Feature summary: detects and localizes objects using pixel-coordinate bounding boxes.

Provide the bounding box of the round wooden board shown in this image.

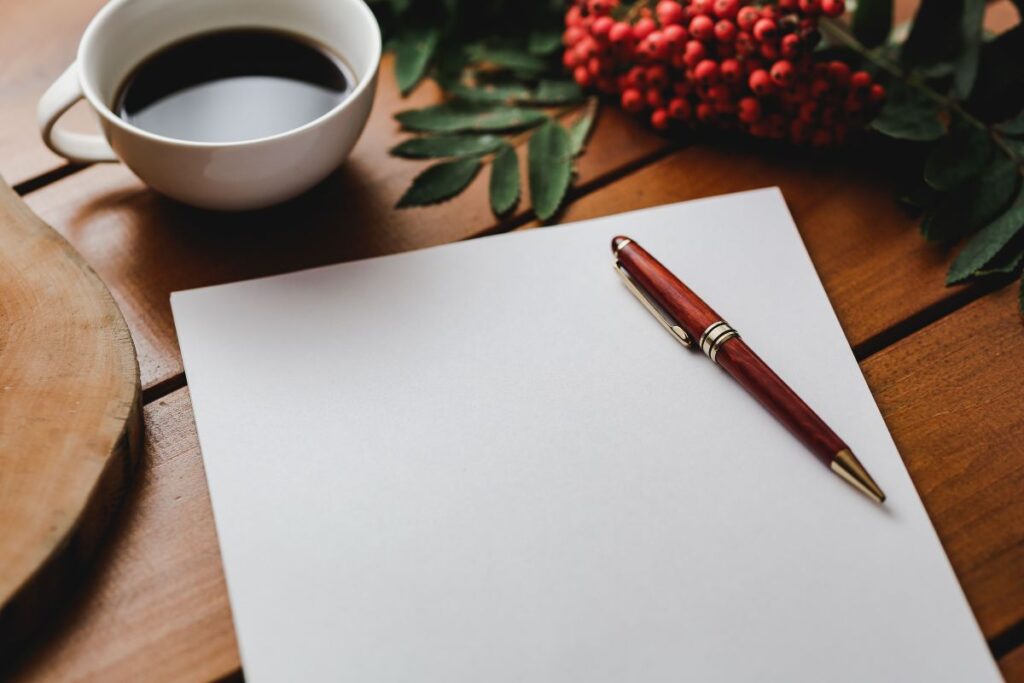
[0,175,141,652]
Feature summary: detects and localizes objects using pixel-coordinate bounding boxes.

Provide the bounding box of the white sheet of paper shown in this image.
[172,188,999,682]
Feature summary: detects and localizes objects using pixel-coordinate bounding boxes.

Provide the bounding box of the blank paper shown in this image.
[172,188,1000,682]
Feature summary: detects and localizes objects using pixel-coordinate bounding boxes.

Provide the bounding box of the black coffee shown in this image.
[114,28,354,143]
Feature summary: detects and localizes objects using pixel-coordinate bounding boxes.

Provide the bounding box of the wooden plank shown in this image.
[7,388,239,683]
[23,55,668,391]
[1002,645,1024,682]
[521,142,960,349]
[861,286,1024,642]
[0,0,109,185]
[11,288,1024,681]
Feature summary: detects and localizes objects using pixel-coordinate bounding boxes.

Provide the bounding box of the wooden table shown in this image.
[3,1,1024,680]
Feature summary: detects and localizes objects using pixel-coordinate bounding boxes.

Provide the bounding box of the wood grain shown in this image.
[1003,645,1024,682]
[0,0,109,186]
[7,388,238,683]
[22,55,668,392]
[861,285,1024,642]
[0,176,141,653]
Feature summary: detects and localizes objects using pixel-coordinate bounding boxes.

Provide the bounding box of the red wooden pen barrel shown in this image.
[612,235,884,502]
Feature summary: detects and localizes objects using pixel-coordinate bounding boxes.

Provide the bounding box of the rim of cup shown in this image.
[76,0,382,149]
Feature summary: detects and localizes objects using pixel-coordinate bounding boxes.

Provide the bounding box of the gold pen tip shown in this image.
[831,449,886,504]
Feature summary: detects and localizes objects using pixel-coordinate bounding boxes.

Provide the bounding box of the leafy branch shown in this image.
[369,0,595,221]
[827,0,1024,314]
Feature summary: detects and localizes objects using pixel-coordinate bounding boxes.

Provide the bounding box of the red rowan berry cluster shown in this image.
[562,0,885,146]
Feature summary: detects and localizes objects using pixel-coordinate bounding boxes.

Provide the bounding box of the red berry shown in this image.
[651,108,670,129]
[692,0,714,14]
[646,88,665,108]
[821,0,845,17]
[868,83,885,104]
[781,33,802,58]
[810,77,829,98]
[566,6,583,26]
[753,18,777,42]
[720,58,741,83]
[625,65,647,88]
[588,0,618,16]
[656,0,685,26]
[563,26,585,46]
[713,0,740,19]
[591,16,614,38]
[694,59,720,84]
[673,80,692,96]
[683,40,707,66]
[737,6,759,30]
[633,17,656,40]
[696,102,716,122]
[738,96,761,123]
[798,0,821,15]
[609,21,634,46]
[573,65,592,87]
[779,0,799,9]
[850,70,872,90]
[663,24,688,49]
[770,60,795,87]
[707,84,730,101]
[827,60,851,86]
[735,30,756,55]
[621,88,644,112]
[749,68,773,95]
[689,14,715,40]
[760,42,779,60]
[639,31,668,60]
[714,19,737,42]
[668,97,692,119]
[647,64,669,89]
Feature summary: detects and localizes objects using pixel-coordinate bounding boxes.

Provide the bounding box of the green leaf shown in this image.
[997,111,1024,137]
[974,243,1024,277]
[390,134,504,159]
[393,26,440,95]
[528,29,563,56]
[533,79,585,105]
[528,120,573,222]
[568,98,599,156]
[947,186,1024,283]
[968,25,1024,122]
[922,154,1021,242]
[396,157,482,208]
[396,103,548,133]
[953,0,985,99]
[489,144,520,215]
[923,122,992,190]
[451,82,532,104]
[467,46,547,74]
[902,0,965,69]
[852,0,892,48]
[870,83,946,141]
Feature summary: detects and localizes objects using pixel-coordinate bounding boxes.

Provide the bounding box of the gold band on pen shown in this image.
[699,321,739,363]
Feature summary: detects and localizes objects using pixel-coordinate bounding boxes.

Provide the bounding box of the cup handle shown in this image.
[37,63,118,164]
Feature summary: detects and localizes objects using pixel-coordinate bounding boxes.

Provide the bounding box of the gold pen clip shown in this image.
[614,261,694,349]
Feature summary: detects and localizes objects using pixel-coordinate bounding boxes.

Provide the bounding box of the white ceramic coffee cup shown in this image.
[38,0,381,210]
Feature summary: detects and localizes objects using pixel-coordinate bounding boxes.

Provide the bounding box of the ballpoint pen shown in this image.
[611,235,885,503]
